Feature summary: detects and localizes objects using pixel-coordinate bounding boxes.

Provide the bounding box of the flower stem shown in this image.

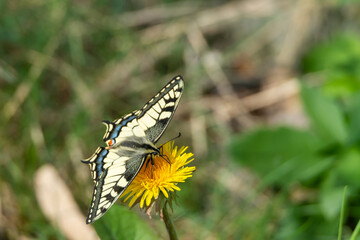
[162,202,178,240]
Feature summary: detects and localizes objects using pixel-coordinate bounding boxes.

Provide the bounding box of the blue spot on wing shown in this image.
[95,148,109,178]
[109,115,136,140]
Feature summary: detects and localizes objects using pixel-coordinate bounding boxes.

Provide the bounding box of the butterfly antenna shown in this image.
[158,132,181,149]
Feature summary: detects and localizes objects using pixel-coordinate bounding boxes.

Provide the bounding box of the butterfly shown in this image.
[82,75,184,224]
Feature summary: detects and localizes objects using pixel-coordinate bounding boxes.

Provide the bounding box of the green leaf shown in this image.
[228,127,330,186]
[301,84,347,144]
[320,174,349,221]
[93,205,161,240]
[348,93,360,144]
[274,204,339,239]
[302,33,360,97]
[302,33,360,73]
[335,148,360,188]
[323,73,360,98]
[320,187,344,221]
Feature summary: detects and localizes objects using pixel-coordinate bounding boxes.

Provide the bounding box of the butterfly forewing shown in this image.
[102,76,184,146]
[137,76,184,143]
[83,75,184,224]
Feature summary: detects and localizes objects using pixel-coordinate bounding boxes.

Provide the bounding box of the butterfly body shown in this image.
[82,76,184,224]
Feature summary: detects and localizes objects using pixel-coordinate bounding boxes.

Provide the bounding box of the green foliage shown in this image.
[350,219,360,240]
[229,127,331,186]
[302,33,360,98]
[229,81,360,237]
[93,205,161,240]
[336,149,360,188]
[301,84,347,144]
[302,34,360,74]
[229,32,360,238]
[348,94,360,144]
[2,0,360,238]
[337,186,347,240]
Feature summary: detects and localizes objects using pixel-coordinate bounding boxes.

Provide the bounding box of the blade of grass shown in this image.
[350,219,360,240]
[338,186,347,240]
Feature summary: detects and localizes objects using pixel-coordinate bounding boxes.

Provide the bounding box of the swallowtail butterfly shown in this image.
[82,76,184,224]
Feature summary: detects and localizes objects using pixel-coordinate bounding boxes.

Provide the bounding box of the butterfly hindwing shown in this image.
[82,138,154,223]
[83,128,159,223]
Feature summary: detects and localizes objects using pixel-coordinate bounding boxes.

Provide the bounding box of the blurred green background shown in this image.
[2,0,360,239]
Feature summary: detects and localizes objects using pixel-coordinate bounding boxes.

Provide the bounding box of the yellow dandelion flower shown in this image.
[122,141,195,209]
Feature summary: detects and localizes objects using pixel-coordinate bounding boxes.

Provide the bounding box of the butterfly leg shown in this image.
[144,154,158,178]
[159,154,171,165]
[157,145,171,165]
[145,155,155,169]
[160,154,173,173]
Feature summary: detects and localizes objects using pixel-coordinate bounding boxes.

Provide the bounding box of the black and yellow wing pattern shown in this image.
[82,76,184,224]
